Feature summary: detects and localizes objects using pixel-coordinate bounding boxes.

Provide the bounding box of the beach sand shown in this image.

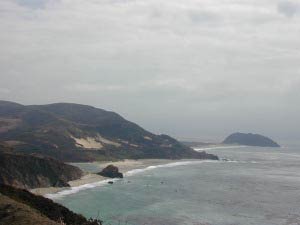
[30,159,175,196]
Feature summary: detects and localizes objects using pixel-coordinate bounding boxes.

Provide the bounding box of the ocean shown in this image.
[52,146,300,225]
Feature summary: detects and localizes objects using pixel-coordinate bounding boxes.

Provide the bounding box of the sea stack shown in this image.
[98,165,123,178]
[223,132,280,147]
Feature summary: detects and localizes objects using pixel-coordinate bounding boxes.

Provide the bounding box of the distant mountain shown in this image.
[0,101,218,161]
[0,184,102,225]
[223,132,280,147]
[0,143,83,189]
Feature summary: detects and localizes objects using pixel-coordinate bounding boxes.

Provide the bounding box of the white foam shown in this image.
[193,145,248,151]
[45,158,262,200]
[45,178,119,200]
[221,159,259,164]
[125,160,218,176]
[45,160,218,200]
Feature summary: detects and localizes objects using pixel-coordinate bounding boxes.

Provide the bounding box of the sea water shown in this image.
[52,146,300,225]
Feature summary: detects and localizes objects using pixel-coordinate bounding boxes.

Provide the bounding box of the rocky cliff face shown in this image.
[0,100,218,161]
[0,144,83,189]
[223,132,280,147]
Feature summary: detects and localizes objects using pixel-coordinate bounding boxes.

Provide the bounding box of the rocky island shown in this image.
[223,132,280,147]
[98,165,123,178]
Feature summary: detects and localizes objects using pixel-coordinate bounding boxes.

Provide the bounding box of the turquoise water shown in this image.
[53,146,300,225]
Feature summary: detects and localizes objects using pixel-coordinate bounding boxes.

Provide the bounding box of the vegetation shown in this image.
[223,132,280,147]
[0,184,103,225]
[0,194,59,225]
[0,143,83,189]
[0,100,218,161]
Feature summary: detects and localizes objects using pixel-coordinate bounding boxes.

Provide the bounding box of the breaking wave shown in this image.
[193,145,248,151]
[44,178,119,200]
[46,159,258,200]
[45,160,218,199]
[124,160,219,176]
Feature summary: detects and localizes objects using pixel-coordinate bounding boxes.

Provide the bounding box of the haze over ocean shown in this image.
[1,0,300,224]
[1,0,300,143]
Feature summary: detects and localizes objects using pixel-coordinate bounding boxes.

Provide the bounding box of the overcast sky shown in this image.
[0,0,300,143]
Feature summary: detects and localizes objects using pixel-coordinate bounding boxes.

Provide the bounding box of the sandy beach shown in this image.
[31,159,176,196]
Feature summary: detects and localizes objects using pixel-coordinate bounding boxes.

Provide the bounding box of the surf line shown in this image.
[45,160,219,199]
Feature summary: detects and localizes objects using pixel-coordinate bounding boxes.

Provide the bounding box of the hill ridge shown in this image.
[0,100,218,161]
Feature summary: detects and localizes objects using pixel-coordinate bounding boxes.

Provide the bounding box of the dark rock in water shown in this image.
[108,181,114,184]
[223,132,280,147]
[222,158,230,162]
[98,165,123,178]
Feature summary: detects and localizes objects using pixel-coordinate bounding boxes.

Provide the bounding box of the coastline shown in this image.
[30,159,177,196]
[193,144,247,151]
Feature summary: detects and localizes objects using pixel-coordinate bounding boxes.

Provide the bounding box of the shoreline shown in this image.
[193,144,248,151]
[30,159,178,196]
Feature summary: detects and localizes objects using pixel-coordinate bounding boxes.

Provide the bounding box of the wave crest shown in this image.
[45,160,217,199]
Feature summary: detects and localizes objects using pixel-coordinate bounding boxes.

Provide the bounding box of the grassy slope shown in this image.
[0,101,218,162]
[0,194,59,225]
[0,184,102,225]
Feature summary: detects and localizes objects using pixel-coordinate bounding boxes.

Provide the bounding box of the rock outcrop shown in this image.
[223,132,280,147]
[98,165,123,178]
[0,146,83,189]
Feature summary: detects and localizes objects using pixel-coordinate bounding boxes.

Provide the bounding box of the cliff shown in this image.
[0,144,83,189]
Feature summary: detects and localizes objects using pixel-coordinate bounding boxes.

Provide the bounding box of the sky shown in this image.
[0,0,300,143]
